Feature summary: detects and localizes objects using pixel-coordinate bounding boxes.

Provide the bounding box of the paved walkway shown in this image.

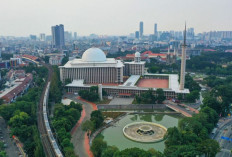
[109,97,134,105]
[66,94,96,157]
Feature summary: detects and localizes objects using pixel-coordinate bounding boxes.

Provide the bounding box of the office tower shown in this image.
[187,28,194,40]
[30,35,37,40]
[179,24,187,90]
[40,33,46,41]
[139,21,143,38]
[154,23,157,35]
[74,32,77,40]
[65,31,72,41]
[51,24,65,48]
[135,31,139,39]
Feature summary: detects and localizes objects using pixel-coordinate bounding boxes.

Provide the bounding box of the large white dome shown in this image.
[82,48,107,62]
[135,52,141,57]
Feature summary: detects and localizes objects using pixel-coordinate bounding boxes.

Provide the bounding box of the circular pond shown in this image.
[98,113,181,152]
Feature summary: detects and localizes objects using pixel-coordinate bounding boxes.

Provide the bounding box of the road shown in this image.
[0,117,19,157]
[213,118,232,157]
[65,94,95,157]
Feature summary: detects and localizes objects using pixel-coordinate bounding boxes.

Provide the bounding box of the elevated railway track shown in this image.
[37,63,63,157]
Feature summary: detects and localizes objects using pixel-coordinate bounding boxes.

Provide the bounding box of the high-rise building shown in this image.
[139,21,143,38]
[39,33,46,41]
[30,35,37,40]
[51,24,65,48]
[187,28,194,40]
[74,32,77,40]
[135,31,139,39]
[180,24,187,90]
[65,31,72,41]
[154,23,157,35]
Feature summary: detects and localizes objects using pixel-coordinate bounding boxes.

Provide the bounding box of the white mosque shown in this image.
[59,47,189,99]
[60,48,145,84]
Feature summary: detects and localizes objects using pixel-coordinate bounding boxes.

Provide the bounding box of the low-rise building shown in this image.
[0,71,33,104]
[49,56,63,65]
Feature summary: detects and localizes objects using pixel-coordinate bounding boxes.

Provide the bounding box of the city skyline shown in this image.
[0,0,231,37]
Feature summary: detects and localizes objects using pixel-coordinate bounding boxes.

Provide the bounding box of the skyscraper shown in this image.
[30,35,37,40]
[154,23,157,35]
[39,33,46,41]
[139,21,143,38]
[135,31,139,39]
[51,24,65,48]
[74,32,77,40]
[179,24,187,90]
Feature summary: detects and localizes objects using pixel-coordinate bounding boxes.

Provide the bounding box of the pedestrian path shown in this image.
[166,104,192,117]
[70,96,97,157]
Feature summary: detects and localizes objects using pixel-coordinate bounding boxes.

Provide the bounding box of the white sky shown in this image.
[0,0,231,36]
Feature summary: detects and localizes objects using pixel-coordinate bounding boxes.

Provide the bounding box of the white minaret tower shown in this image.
[179,24,187,90]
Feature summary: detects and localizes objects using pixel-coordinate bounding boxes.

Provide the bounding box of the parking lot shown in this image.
[0,116,20,157]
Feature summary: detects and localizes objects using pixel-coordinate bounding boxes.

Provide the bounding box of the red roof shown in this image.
[2,74,33,103]
[225,50,232,53]
[126,52,166,58]
[22,55,38,61]
[118,93,132,96]
[142,51,166,56]
[203,49,216,52]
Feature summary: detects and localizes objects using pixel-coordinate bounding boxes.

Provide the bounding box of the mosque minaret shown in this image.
[179,24,187,90]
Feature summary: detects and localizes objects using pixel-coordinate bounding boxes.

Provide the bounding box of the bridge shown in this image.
[166,104,192,117]
[22,55,40,65]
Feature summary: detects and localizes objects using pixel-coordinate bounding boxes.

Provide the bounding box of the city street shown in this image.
[0,117,20,157]
[213,118,232,157]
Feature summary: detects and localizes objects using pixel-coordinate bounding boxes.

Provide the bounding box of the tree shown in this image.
[164,145,201,157]
[186,91,198,103]
[64,78,72,85]
[44,56,50,63]
[165,127,183,147]
[82,120,94,137]
[0,151,6,157]
[9,112,30,128]
[61,56,69,66]
[200,107,219,127]
[91,138,107,157]
[79,89,99,102]
[177,94,183,101]
[148,148,164,157]
[114,148,152,157]
[136,89,156,104]
[156,88,166,103]
[178,117,203,136]
[102,146,119,157]
[90,110,104,129]
[198,139,220,157]
[0,99,4,106]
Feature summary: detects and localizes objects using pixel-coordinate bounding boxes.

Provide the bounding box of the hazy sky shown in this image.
[0,0,231,37]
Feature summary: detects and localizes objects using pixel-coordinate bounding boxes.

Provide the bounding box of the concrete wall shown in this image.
[97,104,166,110]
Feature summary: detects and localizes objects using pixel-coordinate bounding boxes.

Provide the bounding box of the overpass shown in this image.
[22,55,40,65]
